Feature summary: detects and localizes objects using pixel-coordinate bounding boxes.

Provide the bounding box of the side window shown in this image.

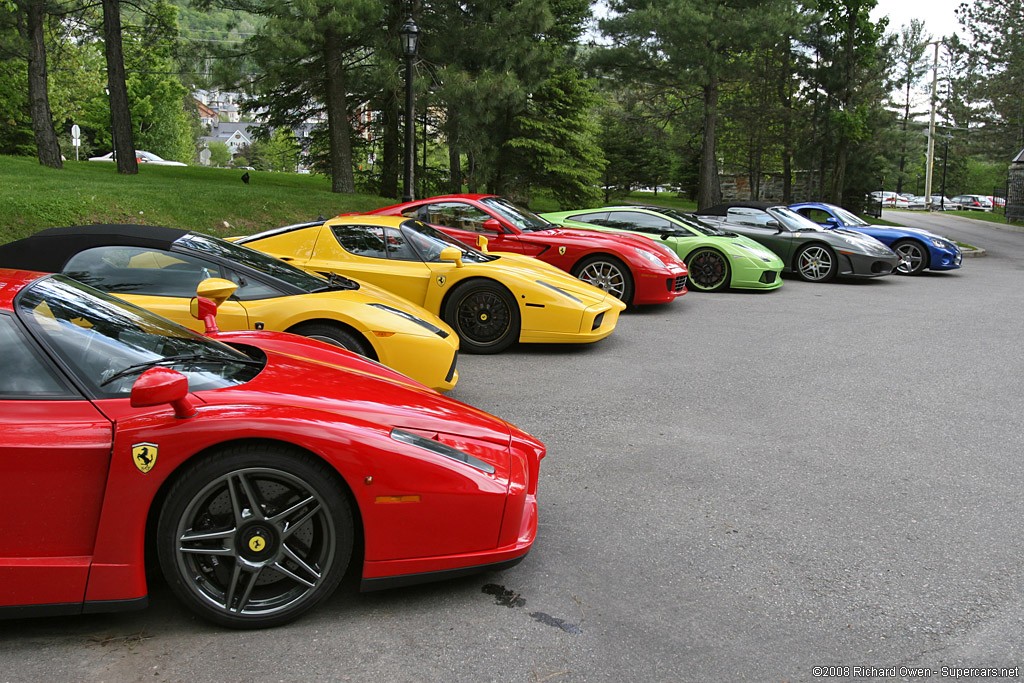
[423,203,495,233]
[223,269,281,300]
[331,224,387,259]
[798,208,830,224]
[725,208,772,227]
[382,227,419,260]
[565,212,609,225]
[607,212,673,230]
[0,315,75,398]
[64,246,219,297]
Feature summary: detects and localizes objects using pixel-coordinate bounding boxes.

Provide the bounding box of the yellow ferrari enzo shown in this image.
[0,224,460,391]
[234,215,627,354]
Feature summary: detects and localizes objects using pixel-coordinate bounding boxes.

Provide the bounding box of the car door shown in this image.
[722,208,797,262]
[62,245,250,333]
[0,313,113,609]
[307,222,434,305]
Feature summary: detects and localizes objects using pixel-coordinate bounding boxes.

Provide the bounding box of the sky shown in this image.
[870,0,966,41]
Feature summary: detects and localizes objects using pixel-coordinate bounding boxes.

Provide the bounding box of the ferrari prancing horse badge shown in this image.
[132,443,158,473]
[437,275,447,286]
[558,246,566,255]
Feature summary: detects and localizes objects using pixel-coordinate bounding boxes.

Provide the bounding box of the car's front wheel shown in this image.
[794,244,837,282]
[892,239,929,275]
[442,280,520,354]
[686,248,730,292]
[572,255,635,304]
[291,322,371,357]
[157,444,354,629]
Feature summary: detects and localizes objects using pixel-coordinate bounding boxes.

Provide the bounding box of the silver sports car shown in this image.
[693,203,898,282]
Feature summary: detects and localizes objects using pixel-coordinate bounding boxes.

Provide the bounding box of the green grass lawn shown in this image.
[0,154,391,242]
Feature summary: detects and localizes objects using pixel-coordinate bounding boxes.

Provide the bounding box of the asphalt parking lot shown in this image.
[2,213,1022,682]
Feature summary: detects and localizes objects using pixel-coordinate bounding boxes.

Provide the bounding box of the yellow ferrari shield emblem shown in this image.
[558,246,567,255]
[132,443,158,473]
[437,275,447,287]
[248,535,266,552]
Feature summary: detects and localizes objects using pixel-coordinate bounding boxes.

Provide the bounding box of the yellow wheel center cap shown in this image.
[248,535,266,553]
[480,313,489,322]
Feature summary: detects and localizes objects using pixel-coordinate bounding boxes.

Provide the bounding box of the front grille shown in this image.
[871,261,893,274]
[667,276,687,292]
[760,271,777,284]
[445,351,458,383]
[592,312,605,331]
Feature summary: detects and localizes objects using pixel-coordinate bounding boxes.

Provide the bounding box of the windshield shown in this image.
[767,207,825,232]
[17,275,261,398]
[179,233,353,293]
[480,196,553,231]
[827,205,869,227]
[658,208,731,236]
[401,220,493,263]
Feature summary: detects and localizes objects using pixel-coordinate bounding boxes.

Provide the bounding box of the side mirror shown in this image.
[482,218,502,233]
[190,278,238,334]
[439,247,464,268]
[476,235,490,253]
[130,367,196,419]
[765,220,783,232]
[824,217,840,228]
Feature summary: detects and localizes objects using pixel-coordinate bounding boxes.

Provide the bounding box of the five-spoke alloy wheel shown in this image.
[158,445,353,629]
[892,239,929,275]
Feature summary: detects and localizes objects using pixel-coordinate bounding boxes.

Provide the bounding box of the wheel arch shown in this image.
[285,318,379,361]
[143,436,366,590]
[438,276,521,318]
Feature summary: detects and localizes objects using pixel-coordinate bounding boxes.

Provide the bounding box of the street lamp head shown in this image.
[400,18,419,57]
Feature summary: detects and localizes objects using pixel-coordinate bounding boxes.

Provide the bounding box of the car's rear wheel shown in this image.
[686,248,730,292]
[572,255,634,304]
[442,280,520,354]
[157,445,353,629]
[291,322,371,357]
[794,244,837,282]
[892,239,929,275]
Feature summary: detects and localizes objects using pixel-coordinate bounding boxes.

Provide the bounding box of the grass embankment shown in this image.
[0,155,388,242]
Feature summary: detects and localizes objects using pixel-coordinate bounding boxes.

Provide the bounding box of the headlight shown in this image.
[367,303,450,338]
[635,247,666,267]
[931,238,951,249]
[390,428,495,473]
[536,280,582,303]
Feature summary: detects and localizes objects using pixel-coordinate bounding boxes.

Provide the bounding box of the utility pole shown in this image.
[924,40,941,208]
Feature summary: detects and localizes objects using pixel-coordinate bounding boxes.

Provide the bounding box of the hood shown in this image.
[829,230,896,256]
[204,330,515,445]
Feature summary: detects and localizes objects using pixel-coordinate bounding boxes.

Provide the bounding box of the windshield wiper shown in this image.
[99,353,262,386]
[313,271,359,291]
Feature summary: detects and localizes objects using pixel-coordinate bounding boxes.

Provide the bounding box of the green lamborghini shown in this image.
[540,206,784,292]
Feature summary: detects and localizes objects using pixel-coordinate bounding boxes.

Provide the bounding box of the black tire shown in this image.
[892,239,929,275]
[442,280,520,354]
[157,444,354,629]
[685,248,731,292]
[794,243,838,282]
[571,255,635,305]
[291,322,371,357]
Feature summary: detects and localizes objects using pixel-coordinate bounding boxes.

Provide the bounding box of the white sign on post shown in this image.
[71,124,81,160]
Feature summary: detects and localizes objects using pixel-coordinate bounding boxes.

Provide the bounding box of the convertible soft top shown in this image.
[0,224,189,273]
[694,201,778,216]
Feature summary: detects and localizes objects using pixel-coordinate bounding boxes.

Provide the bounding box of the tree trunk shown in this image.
[697,78,721,210]
[778,42,793,202]
[466,151,478,194]
[324,30,355,193]
[447,140,462,194]
[380,90,399,198]
[26,0,62,168]
[102,0,137,175]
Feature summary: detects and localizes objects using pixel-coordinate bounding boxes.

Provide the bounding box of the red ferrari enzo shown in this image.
[364,194,689,306]
[0,269,544,628]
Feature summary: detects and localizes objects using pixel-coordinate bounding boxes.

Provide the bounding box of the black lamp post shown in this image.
[400,18,419,202]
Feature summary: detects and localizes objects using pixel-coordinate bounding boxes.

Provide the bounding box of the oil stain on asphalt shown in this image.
[481,584,582,634]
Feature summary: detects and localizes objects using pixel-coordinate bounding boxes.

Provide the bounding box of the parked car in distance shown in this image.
[88,150,187,166]
[950,194,993,211]
[789,201,963,275]
[694,202,898,282]
[868,191,911,209]
[0,269,544,628]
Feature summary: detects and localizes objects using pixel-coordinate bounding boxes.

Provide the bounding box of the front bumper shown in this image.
[838,251,898,278]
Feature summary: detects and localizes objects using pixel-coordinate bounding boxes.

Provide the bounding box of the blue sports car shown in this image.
[789,202,962,275]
